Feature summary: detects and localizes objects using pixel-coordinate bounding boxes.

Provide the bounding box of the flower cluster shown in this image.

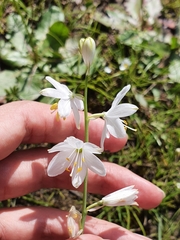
[40,36,139,238]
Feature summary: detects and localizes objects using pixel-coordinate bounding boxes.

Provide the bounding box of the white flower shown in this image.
[79,37,96,67]
[40,76,84,129]
[88,186,138,212]
[102,185,139,207]
[119,58,132,71]
[47,136,106,188]
[101,85,138,148]
[67,206,83,239]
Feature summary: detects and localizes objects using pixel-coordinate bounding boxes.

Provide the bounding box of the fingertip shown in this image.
[78,234,104,240]
[104,135,127,152]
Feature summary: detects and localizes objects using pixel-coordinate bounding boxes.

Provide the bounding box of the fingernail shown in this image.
[157,187,166,199]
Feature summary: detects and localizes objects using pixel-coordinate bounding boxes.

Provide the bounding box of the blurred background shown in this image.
[0,0,180,239]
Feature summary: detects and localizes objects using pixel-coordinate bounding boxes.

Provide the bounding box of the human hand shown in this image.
[0,101,164,240]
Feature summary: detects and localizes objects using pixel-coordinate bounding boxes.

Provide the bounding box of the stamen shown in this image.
[66,157,70,161]
[122,120,137,132]
[77,167,82,173]
[56,112,60,121]
[50,103,58,110]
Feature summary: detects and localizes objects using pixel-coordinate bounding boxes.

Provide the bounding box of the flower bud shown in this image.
[102,185,139,207]
[67,206,83,238]
[79,37,96,67]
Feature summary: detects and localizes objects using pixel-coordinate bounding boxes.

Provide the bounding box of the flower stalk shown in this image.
[40,36,139,238]
[81,66,90,230]
[80,37,96,229]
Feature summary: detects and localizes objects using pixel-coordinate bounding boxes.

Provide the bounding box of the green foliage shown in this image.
[0,0,180,239]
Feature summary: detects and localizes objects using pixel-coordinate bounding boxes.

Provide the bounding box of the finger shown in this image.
[0,148,164,209]
[0,207,151,240]
[0,101,127,160]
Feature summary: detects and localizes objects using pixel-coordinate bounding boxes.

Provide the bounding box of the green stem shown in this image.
[86,200,103,212]
[81,66,90,230]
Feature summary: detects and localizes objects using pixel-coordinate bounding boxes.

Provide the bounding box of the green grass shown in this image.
[0,0,180,239]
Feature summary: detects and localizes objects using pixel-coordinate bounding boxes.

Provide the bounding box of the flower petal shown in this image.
[48,142,73,153]
[107,103,138,118]
[71,100,81,129]
[100,122,108,149]
[72,165,87,188]
[47,152,70,176]
[58,99,71,118]
[84,142,102,154]
[40,88,63,98]
[84,151,106,176]
[74,97,84,111]
[106,118,126,138]
[112,85,131,107]
[64,136,84,149]
[46,76,70,96]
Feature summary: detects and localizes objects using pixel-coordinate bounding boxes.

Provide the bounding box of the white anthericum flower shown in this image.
[88,186,139,212]
[101,84,138,148]
[79,37,96,67]
[67,206,83,239]
[47,136,106,188]
[102,185,139,207]
[40,76,84,129]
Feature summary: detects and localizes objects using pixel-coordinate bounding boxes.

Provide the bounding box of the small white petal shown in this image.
[84,151,106,176]
[106,118,126,138]
[47,152,71,176]
[84,142,102,154]
[100,122,108,149]
[107,103,138,118]
[48,141,74,153]
[112,85,131,107]
[58,99,71,118]
[71,100,81,129]
[72,166,87,188]
[73,97,84,111]
[40,88,63,98]
[46,76,70,95]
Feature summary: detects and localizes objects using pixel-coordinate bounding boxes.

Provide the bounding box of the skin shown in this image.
[0,101,165,240]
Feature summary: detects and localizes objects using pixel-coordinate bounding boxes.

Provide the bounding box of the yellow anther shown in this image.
[66,157,70,161]
[77,167,82,173]
[50,102,58,110]
[66,168,70,172]
[122,120,128,130]
[82,157,85,162]
[122,120,128,125]
[56,112,60,121]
